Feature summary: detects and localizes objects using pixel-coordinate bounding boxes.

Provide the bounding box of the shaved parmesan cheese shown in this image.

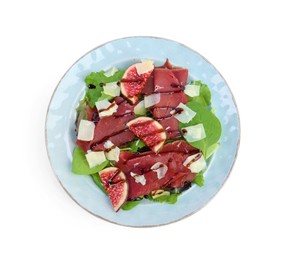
[184,84,200,97]
[77,120,95,141]
[151,162,168,179]
[144,93,160,108]
[95,99,118,117]
[103,82,120,97]
[103,140,114,149]
[190,155,206,173]
[135,60,154,75]
[183,153,206,173]
[151,189,170,199]
[104,67,118,77]
[130,172,146,186]
[104,141,120,162]
[85,151,106,168]
[183,154,198,168]
[170,103,196,123]
[182,124,206,142]
[134,100,146,115]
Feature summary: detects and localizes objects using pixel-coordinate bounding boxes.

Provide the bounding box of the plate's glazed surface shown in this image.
[45,37,240,227]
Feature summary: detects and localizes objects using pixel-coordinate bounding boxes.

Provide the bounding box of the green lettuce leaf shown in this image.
[91,173,106,194]
[179,101,222,158]
[72,147,109,174]
[166,194,179,204]
[206,143,220,159]
[122,199,143,210]
[188,80,211,107]
[193,173,204,187]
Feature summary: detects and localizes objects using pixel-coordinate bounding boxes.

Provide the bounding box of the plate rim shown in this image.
[45,36,241,228]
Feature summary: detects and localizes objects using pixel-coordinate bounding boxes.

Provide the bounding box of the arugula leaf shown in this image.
[91,173,106,194]
[193,173,204,187]
[188,80,211,107]
[72,147,109,174]
[97,92,113,101]
[85,70,125,87]
[85,88,114,108]
[122,199,143,210]
[179,101,222,158]
[85,88,103,108]
[166,194,179,204]
[84,69,124,108]
[129,139,146,153]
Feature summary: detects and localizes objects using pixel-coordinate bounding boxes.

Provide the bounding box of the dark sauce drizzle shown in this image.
[185,153,202,168]
[90,128,129,150]
[170,107,184,116]
[98,102,116,113]
[120,78,144,83]
[88,84,96,89]
[108,169,126,186]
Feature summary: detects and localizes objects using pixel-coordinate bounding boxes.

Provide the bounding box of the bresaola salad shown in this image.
[72,59,222,211]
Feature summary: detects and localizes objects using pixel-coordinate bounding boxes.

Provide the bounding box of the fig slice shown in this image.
[120,61,154,104]
[127,117,166,153]
[99,167,128,212]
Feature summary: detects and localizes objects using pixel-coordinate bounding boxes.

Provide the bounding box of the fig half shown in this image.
[99,167,128,212]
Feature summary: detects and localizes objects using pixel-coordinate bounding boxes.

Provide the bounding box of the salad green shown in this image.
[72,147,109,175]
[85,70,125,108]
[188,80,211,107]
[85,70,125,87]
[179,101,222,159]
[91,173,107,193]
[129,139,146,153]
[122,198,143,210]
[148,192,179,204]
[193,173,205,187]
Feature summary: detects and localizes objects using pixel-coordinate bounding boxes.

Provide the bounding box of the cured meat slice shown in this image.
[158,117,181,140]
[154,69,183,93]
[76,96,135,152]
[91,130,135,151]
[152,92,188,108]
[113,96,134,116]
[117,152,193,199]
[154,59,188,90]
[115,141,199,199]
[92,113,134,143]
[159,140,198,154]
[152,107,173,119]
[172,69,188,87]
[150,88,188,139]
[141,71,154,94]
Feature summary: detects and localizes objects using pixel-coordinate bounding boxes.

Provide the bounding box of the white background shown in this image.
[1,0,283,259]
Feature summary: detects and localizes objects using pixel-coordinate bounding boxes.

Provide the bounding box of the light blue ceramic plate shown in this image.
[45,37,240,227]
